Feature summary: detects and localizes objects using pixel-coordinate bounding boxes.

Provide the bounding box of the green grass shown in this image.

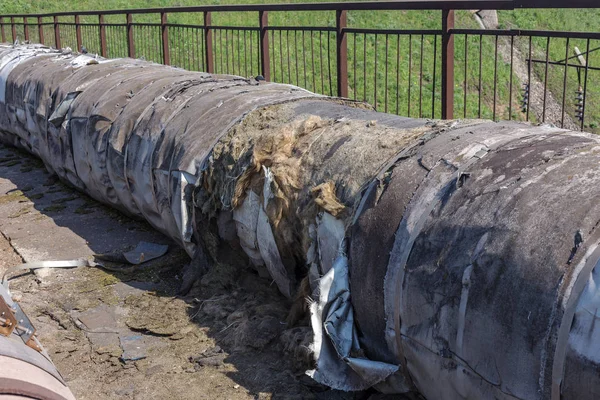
[2,1,600,128]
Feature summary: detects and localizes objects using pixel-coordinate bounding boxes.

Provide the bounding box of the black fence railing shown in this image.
[1,1,599,132]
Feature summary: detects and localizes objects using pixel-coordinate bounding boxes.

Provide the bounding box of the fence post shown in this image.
[23,17,29,42]
[204,12,214,73]
[161,12,170,65]
[11,17,16,42]
[259,11,270,81]
[0,17,5,43]
[441,9,455,120]
[336,10,348,98]
[99,14,107,57]
[37,16,44,44]
[75,15,82,52]
[126,13,135,58]
[54,15,61,49]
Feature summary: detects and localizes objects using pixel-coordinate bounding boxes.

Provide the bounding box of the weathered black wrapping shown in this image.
[1,44,600,399]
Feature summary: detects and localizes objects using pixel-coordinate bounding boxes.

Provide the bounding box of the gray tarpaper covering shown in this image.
[309,254,399,389]
[351,124,600,398]
[3,44,600,398]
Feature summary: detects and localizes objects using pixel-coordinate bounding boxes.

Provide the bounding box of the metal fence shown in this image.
[1,1,598,131]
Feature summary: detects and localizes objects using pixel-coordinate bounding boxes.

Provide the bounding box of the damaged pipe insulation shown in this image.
[1,43,600,399]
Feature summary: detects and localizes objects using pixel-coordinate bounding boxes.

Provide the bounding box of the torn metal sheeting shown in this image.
[2,259,89,289]
[94,241,169,265]
[123,241,169,265]
[308,254,400,391]
[3,44,600,398]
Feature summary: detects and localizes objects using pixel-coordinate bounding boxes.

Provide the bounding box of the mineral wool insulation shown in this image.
[2,44,600,399]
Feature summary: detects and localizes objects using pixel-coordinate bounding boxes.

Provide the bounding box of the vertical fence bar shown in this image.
[54,15,61,49]
[353,33,357,100]
[271,30,275,80]
[312,32,316,91]
[0,17,5,43]
[478,34,482,118]
[280,30,284,82]
[509,35,514,120]
[542,36,550,123]
[374,34,378,109]
[287,31,291,82]
[303,31,307,88]
[294,31,299,84]
[441,9,455,119]
[199,28,203,71]
[11,17,16,42]
[126,13,135,58]
[432,35,438,118]
[526,36,532,121]
[23,17,29,41]
[396,34,401,114]
[581,39,591,131]
[37,16,44,44]
[408,34,412,116]
[464,34,468,118]
[204,12,214,73]
[328,32,333,95]
[161,12,170,65]
[99,14,107,57]
[419,35,424,117]
[75,15,82,52]
[259,11,270,81]
[493,35,498,121]
[336,10,348,98]
[385,34,389,113]
[219,29,224,73]
[363,33,367,101]
[226,29,230,74]
[561,38,569,128]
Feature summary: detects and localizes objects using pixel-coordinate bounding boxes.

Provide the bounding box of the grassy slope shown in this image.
[500,9,600,130]
[2,0,599,127]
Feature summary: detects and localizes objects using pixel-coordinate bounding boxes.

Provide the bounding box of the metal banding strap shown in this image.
[1,259,89,288]
[550,240,600,399]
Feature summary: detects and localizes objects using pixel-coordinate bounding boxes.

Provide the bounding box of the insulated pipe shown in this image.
[1,44,600,399]
[0,355,75,400]
[0,327,75,399]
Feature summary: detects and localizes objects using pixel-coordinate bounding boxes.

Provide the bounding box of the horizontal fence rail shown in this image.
[1,1,599,132]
